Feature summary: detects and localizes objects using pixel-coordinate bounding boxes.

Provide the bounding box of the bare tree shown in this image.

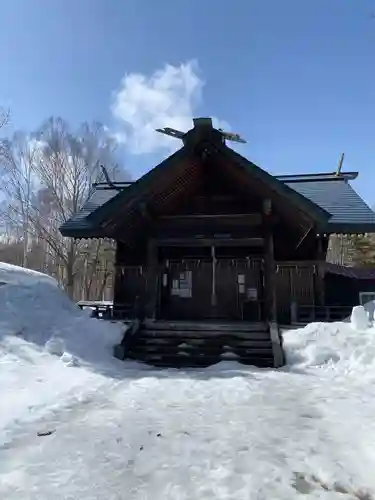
[32,118,126,298]
[0,106,10,156]
[0,116,129,299]
[0,132,39,267]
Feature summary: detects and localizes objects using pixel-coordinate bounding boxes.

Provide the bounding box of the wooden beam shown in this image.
[295,226,314,250]
[155,237,264,247]
[195,195,237,202]
[160,213,262,222]
[154,214,262,234]
[156,213,263,230]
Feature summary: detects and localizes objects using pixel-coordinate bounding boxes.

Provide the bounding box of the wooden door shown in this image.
[160,260,212,320]
[215,259,263,321]
[215,260,240,319]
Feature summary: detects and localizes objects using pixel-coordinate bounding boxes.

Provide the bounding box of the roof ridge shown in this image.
[277,172,358,182]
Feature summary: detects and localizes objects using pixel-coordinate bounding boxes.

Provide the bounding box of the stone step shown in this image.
[138,329,271,340]
[122,320,276,369]
[143,320,268,332]
[129,345,273,357]
[134,338,273,349]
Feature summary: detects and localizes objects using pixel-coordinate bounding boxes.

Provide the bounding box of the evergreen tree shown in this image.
[349,234,375,266]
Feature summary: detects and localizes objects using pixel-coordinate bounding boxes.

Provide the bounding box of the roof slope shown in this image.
[283,176,375,233]
[60,147,187,238]
[59,185,126,237]
[218,145,329,223]
[60,166,375,238]
[325,262,375,280]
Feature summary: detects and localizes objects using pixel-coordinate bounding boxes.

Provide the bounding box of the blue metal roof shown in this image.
[60,186,121,236]
[60,173,375,237]
[282,178,375,232]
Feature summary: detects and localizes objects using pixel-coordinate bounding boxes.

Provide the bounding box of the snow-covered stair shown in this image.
[124,320,276,368]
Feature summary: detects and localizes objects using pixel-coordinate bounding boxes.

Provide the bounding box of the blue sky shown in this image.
[1,0,375,203]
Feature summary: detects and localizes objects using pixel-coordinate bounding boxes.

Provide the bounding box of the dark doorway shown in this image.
[158,250,264,321]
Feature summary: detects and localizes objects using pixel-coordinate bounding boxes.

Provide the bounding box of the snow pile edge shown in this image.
[0,262,125,369]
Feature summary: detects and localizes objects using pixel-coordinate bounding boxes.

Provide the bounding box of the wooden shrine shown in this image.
[61,118,375,327]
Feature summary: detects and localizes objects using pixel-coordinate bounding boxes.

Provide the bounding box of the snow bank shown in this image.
[0,262,127,443]
[0,262,125,368]
[2,266,375,498]
[0,262,57,286]
[283,319,375,374]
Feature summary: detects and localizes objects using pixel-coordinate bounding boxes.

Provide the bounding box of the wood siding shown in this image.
[159,258,263,321]
[275,263,317,323]
[112,164,325,323]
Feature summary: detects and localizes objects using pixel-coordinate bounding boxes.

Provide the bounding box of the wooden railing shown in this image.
[113,318,142,361]
[292,303,352,324]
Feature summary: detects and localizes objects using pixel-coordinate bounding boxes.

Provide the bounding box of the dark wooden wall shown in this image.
[159,258,263,321]
[324,274,375,307]
[275,263,318,323]
[111,163,328,322]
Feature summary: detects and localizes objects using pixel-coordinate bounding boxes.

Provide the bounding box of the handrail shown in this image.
[295,304,352,324]
[113,318,142,360]
[121,319,141,349]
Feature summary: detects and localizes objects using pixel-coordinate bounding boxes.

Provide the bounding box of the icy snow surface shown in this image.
[1,262,375,499]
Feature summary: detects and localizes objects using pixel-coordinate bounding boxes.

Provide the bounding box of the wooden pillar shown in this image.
[113,242,121,305]
[264,230,278,323]
[262,200,277,324]
[211,245,217,307]
[112,241,126,318]
[315,235,326,306]
[263,199,284,367]
[145,238,158,319]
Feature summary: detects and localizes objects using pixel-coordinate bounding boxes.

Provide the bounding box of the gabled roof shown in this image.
[59,118,375,238]
[60,165,375,238]
[60,146,330,238]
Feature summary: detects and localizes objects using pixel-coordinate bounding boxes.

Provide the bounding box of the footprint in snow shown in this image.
[37,429,55,437]
[292,472,374,499]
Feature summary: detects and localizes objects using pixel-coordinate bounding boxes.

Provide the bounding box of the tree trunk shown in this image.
[65,240,76,300]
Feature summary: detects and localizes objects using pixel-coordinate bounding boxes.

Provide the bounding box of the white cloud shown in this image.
[111,60,229,155]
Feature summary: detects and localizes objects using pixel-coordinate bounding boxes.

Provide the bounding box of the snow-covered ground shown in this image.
[1,263,375,499]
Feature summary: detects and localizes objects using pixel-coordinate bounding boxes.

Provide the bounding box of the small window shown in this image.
[359,292,375,306]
